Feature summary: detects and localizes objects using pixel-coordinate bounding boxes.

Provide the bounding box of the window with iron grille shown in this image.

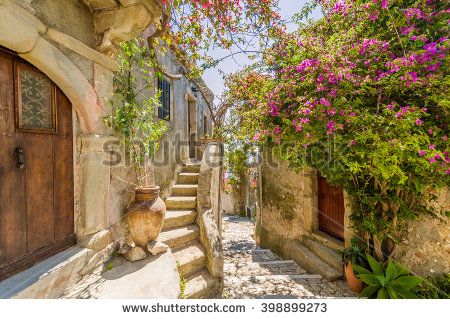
[157,78,171,120]
[203,115,208,135]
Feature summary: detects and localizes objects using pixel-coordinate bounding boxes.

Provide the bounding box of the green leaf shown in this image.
[352,264,371,275]
[395,262,410,277]
[359,274,382,286]
[386,286,398,299]
[366,254,384,276]
[385,259,397,283]
[359,285,380,299]
[377,287,389,299]
[376,275,387,286]
[395,289,420,299]
[390,276,423,290]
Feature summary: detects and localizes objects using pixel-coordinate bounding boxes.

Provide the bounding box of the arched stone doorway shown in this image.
[0,47,75,280]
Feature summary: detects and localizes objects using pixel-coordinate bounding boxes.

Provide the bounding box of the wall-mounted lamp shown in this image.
[191,86,199,98]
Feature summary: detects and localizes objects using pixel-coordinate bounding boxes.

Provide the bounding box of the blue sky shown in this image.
[202,0,322,101]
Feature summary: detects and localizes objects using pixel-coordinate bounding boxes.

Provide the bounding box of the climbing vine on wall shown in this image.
[105,38,168,187]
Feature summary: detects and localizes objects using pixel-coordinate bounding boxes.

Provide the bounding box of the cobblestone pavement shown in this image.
[222,215,355,299]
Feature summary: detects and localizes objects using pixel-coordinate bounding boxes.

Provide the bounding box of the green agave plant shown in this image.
[352,254,423,299]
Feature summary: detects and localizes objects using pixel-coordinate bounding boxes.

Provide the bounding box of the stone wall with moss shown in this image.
[259,154,306,240]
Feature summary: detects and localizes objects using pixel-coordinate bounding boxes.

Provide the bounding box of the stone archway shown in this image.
[0,0,102,133]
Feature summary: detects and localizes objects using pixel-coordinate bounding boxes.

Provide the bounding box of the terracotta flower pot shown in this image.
[344,261,364,293]
[126,186,166,248]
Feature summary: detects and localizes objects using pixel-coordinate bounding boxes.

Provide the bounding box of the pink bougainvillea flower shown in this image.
[428,157,437,163]
[418,150,426,156]
[386,101,396,110]
[423,42,438,55]
[428,128,434,135]
[435,154,442,160]
[320,98,331,107]
[274,126,280,135]
[415,119,423,125]
[426,62,441,72]
[429,144,435,149]
[270,105,279,116]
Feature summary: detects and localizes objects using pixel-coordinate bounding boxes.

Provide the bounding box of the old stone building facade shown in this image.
[0,0,218,298]
[255,154,449,279]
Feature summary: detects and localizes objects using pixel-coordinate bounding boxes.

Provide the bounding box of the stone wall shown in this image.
[396,189,450,276]
[258,154,307,241]
[197,142,224,283]
[221,190,244,215]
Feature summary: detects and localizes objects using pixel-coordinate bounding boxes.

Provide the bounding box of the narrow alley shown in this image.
[221,216,354,299]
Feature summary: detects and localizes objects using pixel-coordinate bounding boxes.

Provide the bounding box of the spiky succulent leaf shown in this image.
[366,253,384,276]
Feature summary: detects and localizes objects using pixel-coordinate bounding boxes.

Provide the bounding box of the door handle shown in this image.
[15,147,25,169]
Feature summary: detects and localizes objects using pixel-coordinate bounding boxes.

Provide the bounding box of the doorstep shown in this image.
[0,246,92,299]
[309,231,344,251]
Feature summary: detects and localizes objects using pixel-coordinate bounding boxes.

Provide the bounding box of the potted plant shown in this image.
[106,39,168,251]
[352,254,423,299]
[341,238,368,293]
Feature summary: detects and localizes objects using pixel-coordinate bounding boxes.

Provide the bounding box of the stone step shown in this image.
[224,260,306,276]
[223,248,282,263]
[166,196,197,210]
[309,232,344,252]
[184,269,220,299]
[302,236,343,272]
[162,210,197,230]
[182,163,201,173]
[158,225,199,250]
[172,184,198,196]
[173,242,206,277]
[178,172,199,184]
[224,274,322,283]
[290,240,342,281]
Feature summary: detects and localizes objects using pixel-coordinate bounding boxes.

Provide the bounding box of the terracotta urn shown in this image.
[126,186,166,248]
[344,261,364,293]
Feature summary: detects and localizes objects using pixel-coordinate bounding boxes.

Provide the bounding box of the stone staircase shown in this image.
[158,161,220,299]
[292,232,344,281]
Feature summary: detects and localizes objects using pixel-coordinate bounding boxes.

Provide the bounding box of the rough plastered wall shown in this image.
[396,189,450,276]
[31,0,98,85]
[259,153,306,241]
[221,190,244,215]
[31,0,98,48]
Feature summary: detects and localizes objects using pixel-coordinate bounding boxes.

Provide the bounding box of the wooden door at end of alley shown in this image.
[318,174,345,241]
[0,47,75,281]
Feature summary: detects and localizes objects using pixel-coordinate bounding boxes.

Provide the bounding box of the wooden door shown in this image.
[318,175,345,240]
[0,47,75,281]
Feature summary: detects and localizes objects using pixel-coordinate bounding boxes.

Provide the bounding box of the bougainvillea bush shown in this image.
[224,0,449,259]
[159,0,284,74]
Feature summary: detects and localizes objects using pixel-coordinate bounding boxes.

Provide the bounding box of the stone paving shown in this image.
[221,215,355,299]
